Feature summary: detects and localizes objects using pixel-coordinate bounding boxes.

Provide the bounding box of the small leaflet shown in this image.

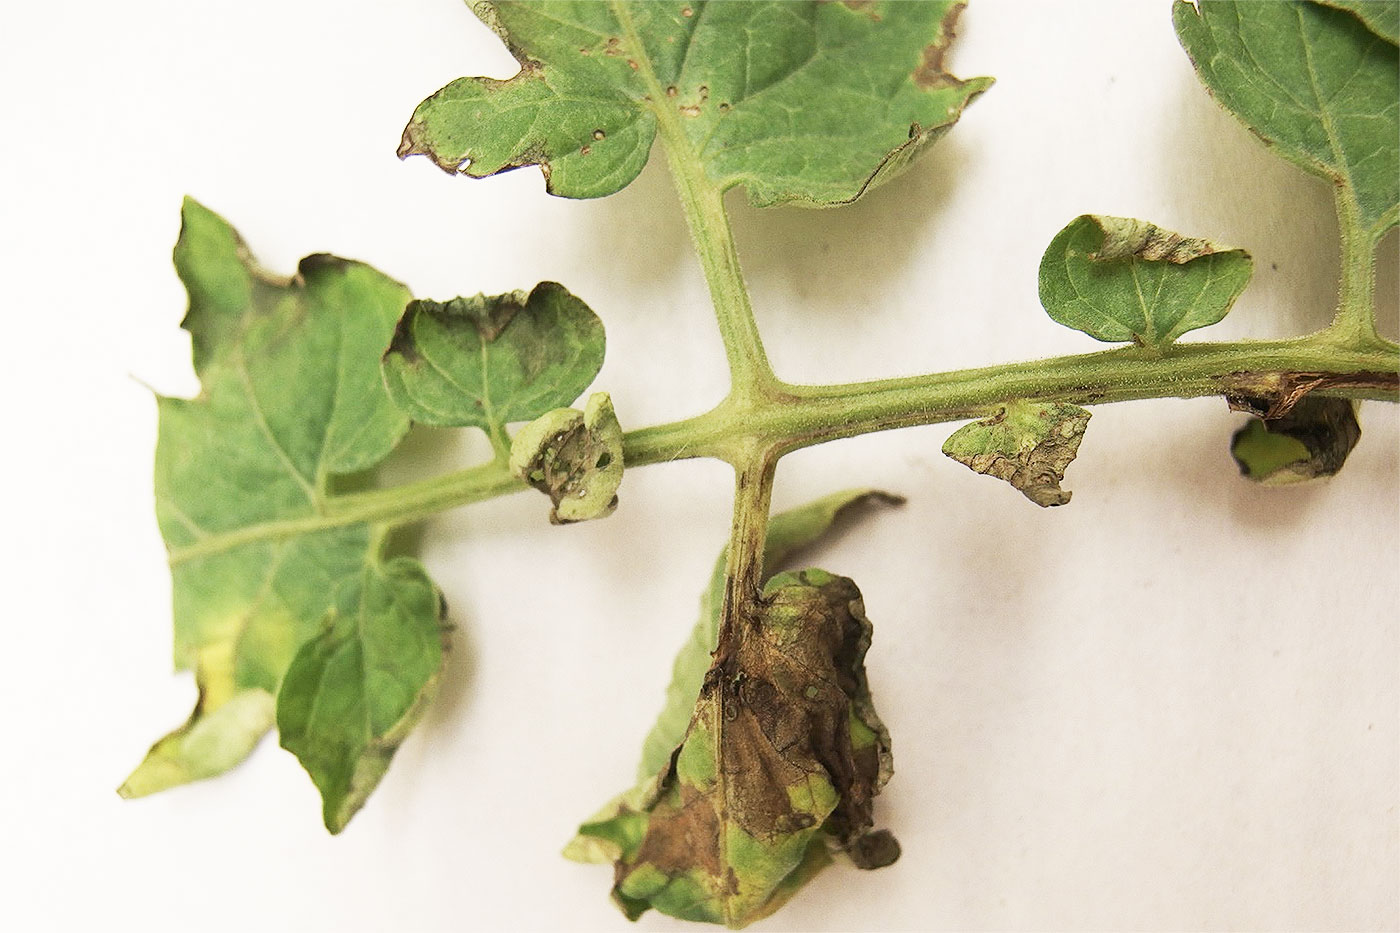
[381,283,605,435]
[1231,396,1361,485]
[277,558,449,833]
[942,401,1091,507]
[1039,215,1252,348]
[509,392,624,524]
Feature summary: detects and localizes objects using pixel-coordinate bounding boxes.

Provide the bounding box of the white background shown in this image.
[3,1,1397,930]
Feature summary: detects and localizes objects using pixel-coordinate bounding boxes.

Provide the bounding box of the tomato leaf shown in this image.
[1039,215,1253,348]
[590,571,896,927]
[1174,0,1399,237]
[635,489,903,785]
[121,200,443,833]
[278,558,448,833]
[1315,0,1400,44]
[400,1,991,206]
[381,283,605,436]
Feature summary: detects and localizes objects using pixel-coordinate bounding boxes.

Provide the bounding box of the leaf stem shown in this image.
[714,455,779,658]
[1323,195,1381,347]
[625,336,1398,461]
[608,0,777,403]
[168,461,523,565]
[669,165,778,404]
[766,336,1399,453]
[169,336,1397,566]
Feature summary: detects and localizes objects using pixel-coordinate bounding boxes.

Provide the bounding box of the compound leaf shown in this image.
[1039,215,1253,348]
[401,1,992,206]
[1231,395,1362,484]
[278,558,448,833]
[943,401,1091,507]
[381,283,604,437]
[121,200,443,832]
[1174,0,1400,237]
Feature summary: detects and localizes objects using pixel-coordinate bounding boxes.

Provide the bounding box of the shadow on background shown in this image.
[570,132,971,322]
[727,136,972,322]
[1160,74,1399,341]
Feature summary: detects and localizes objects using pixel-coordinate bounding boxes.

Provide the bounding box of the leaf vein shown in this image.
[233,349,319,505]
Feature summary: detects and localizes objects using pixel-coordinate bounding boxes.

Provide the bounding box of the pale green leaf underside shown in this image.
[278,558,448,833]
[1038,215,1253,348]
[1231,421,1314,482]
[1230,396,1361,484]
[124,201,440,828]
[401,0,992,206]
[118,689,275,799]
[1174,0,1400,236]
[160,200,409,552]
[381,282,604,433]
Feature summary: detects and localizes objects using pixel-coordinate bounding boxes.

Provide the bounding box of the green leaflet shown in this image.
[1315,0,1400,44]
[566,490,901,926]
[509,392,625,524]
[380,283,605,443]
[400,1,992,206]
[943,401,1091,507]
[1039,215,1253,348]
[1231,396,1362,484]
[1174,0,1400,238]
[278,558,448,833]
[121,200,442,833]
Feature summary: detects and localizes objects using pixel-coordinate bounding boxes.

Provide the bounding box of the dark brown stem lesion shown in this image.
[713,452,779,664]
[1220,369,1399,419]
